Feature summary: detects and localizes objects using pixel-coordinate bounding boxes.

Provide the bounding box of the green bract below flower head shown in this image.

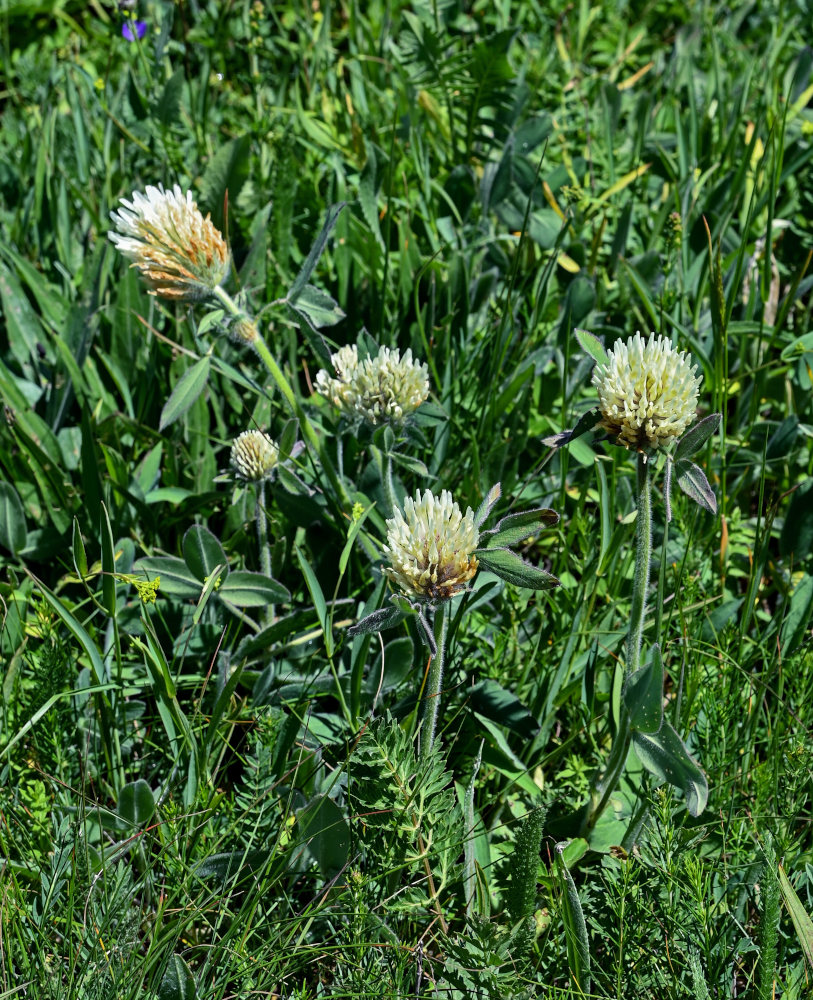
[108,184,231,301]
[384,488,479,601]
[592,332,702,451]
[230,430,279,483]
[315,344,430,425]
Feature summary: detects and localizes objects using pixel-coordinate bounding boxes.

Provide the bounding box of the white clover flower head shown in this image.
[383,489,479,601]
[230,430,279,483]
[108,184,230,300]
[315,343,430,425]
[592,332,702,451]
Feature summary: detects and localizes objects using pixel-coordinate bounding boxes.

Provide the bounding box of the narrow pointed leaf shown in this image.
[347,604,407,637]
[0,480,27,555]
[474,482,502,528]
[674,413,722,462]
[778,864,813,972]
[287,202,346,300]
[675,459,717,514]
[159,356,211,431]
[541,409,602,449]
[555,842,592,992]
[575,328,609,367]
[476,547,560,591]
[482,507,559,548]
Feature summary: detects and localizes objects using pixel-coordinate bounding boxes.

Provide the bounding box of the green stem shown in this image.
[256,481,274,625]
[628,452,652,676]
[212,287,350,509]
[384,451,398,517]
[256,481,270,578]
[419,604,449,762]
[583,453,651,834]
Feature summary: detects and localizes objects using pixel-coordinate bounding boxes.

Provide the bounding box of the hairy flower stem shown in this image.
[212,287,350,509]
[256,482,274,626]
[419,604,449,762]
[584,454,651,833]
[384,452,398,517]
[628,453,652,675]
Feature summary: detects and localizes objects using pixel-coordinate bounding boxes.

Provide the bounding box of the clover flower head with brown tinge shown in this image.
[109,184,230,301]
[230,431,279,483]
[315,344,430,425]
[592,332,701,451]
[383,489,479,601]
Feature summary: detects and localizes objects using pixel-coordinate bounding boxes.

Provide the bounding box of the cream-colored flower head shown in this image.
[383,489,479,601]
[315,344,430,425]
[109,184,230,300]
[592,332,701,451]
[230,431,279,482]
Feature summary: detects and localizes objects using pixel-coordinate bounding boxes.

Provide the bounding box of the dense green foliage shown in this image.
[3,0,813,996]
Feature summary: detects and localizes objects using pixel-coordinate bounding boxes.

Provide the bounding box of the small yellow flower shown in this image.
[108,184,230,301]
[230,431,279,482]
[592,332,701,451]
[315,344,430,425]
[383,489,478,601]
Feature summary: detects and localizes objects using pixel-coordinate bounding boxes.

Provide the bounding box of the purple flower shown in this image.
[122,19,147,41]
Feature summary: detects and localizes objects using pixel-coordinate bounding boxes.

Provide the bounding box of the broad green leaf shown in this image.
[674,413,722,462]
[196,849,276,882]
[199,133,251,233]
[780,573,813,653]
[766,415,800,461]
[132,556,201,599]
[371,636,415,693]
[623,643,664,734]
[117,779,155,826]
[0,481,27,555]
[780,481,813,560]
[157,955,198,1000]
[575,328,609,367]
[675,459,717,514]
[218,571,290,607]
[156,67,184,126]
[476,547,560,590]
[183,525,228,583]
[159,356,211,431]
[633,722,708,816]
[298,794,350,879]
[469,679,538,738]
[289,283,345,329]
[475,713,540,798]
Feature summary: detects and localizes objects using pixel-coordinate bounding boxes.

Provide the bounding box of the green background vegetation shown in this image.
[2,0,813,996]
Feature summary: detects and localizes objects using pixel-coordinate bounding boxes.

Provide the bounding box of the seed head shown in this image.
[230,431,279,482]
[109,184,230,300]
[315,344,430,425]
[383,489,478,601]
[592,332,701,451]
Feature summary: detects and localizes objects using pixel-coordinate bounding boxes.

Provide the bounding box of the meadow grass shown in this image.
[2,1,813,997]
